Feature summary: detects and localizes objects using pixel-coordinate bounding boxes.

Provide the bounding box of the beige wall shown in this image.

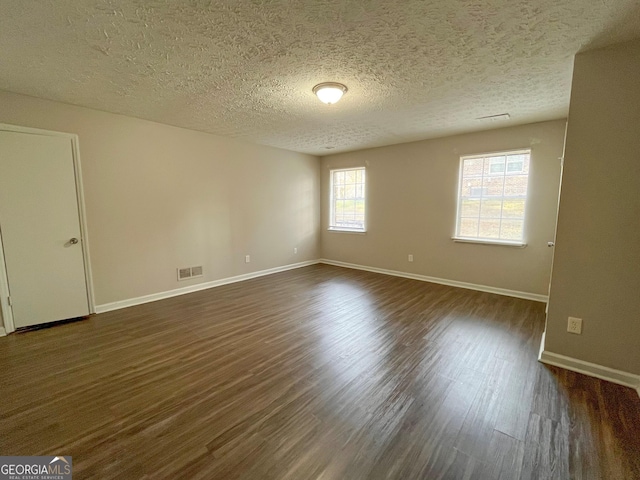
[545,39,640,375]
[320,120,566,296]
[0,91,565,334]
[0,91,320,320]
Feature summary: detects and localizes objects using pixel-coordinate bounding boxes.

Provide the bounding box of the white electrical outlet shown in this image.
[567,317,582,334]
[408,254,414,262]
[245,255,250,263]
[294,247,297,254]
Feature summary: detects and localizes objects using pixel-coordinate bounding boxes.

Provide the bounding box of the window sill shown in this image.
[452,237,527,248]
[328,228,367,235]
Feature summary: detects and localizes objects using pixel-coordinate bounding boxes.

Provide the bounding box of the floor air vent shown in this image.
[177,266,204,281]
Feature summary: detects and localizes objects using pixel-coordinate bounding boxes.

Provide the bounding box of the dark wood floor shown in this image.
[0,264,638,479]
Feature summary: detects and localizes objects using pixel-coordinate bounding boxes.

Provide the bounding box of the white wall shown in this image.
[545,39,640,375]
[0,91,320,320]
[320,120,566,297]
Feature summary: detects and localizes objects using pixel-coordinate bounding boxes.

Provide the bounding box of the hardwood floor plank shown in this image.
[520,413,570,480]
[472,430,525,480]
[1,264,638,479]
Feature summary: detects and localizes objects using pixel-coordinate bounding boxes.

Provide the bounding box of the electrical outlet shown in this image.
[567,317,582,334]
[408,254,414,262]
[294,247,297,254]
[245,255,250,263]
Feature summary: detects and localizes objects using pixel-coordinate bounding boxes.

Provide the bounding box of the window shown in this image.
[455,149,530,244]
[330,167,366,232]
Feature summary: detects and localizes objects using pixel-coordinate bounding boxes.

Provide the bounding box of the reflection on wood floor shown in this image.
[1,264,638,479]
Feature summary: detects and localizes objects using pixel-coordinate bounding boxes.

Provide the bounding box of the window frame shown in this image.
[453,148,531,247]
[329,166,367,233]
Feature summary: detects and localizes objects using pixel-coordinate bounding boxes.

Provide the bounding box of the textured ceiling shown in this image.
[1,1,639,155]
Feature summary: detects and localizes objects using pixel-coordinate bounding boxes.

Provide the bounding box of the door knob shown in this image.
[69,238,79,244]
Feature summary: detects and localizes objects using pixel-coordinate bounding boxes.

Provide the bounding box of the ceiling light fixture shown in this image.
[313,82,348,105]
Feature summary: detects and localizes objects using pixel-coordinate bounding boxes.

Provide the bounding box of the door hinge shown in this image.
[7,296,11,306]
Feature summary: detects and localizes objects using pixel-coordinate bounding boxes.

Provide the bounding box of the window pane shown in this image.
[483,176,504,197]
[500,219,524,240]
[344,199,354,212]
[456,151,530,242]
[463,177,483,197]
[502,198,525,218]
[459,218,478,237]
[330,168,366,231]
[479,199,502,218]
[507,154,530,174]
[463,158,483,176]
[484,156,505,175]
[507,161,523,172]
[346,170,356,183]
[345,184,355,198]
[479,219,501,238]
[489,157,506,174]
[504,175,528,196]
[461,199,480,217]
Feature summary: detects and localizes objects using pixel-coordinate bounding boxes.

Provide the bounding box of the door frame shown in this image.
[0,123,96,334]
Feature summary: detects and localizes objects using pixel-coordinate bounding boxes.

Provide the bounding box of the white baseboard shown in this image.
[319,258,548,303]
[95,260,320,314]
[538,334,640,397]
[0,327,6,337]
[539,331,547,359]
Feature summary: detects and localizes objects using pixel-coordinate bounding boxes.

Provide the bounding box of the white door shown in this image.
[0,130,89,328]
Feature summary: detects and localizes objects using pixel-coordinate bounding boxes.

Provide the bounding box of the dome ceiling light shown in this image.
[313,82,348,105]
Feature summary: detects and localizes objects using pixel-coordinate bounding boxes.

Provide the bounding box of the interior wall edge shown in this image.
[95,259,320,314]
[319,258,548,303]
[539,333,640,398]
[319,119,566,296]
[0,90,322,314]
